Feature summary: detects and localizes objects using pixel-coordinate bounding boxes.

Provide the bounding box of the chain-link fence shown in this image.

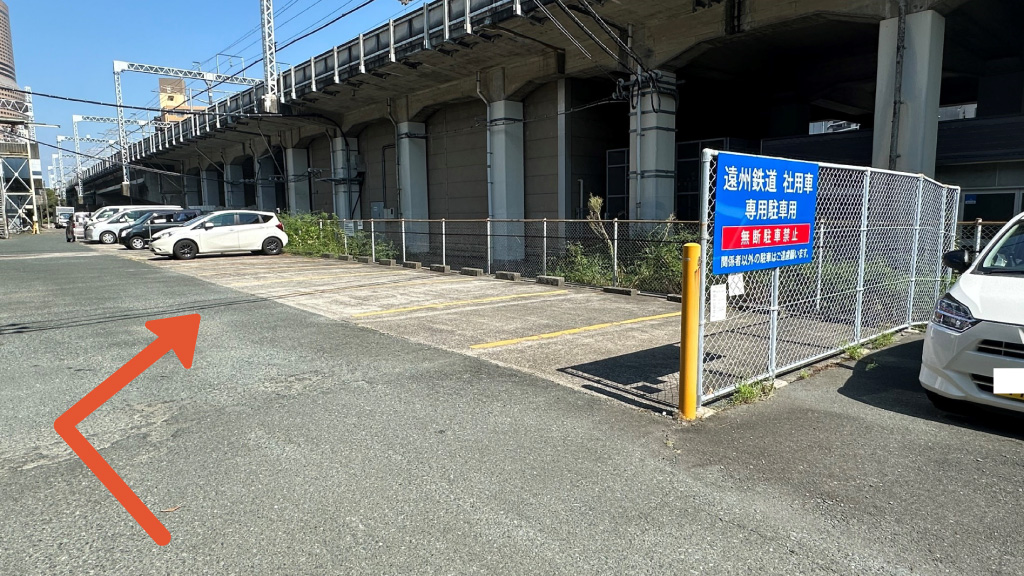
[697,150,960,403]
[282,215,700,295]
[955,220,1009,254]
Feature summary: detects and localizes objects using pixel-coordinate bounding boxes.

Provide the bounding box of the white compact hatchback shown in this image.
[150,210,288,260]
[921,212,1024,414]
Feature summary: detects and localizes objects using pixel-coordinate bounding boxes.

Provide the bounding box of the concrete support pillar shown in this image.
[183,174,201,208]
[224,164,245,208]
[332,137,360,219]
[201,169,220,208]
[629,71,677,220]
[257,156,277,212]
[397,122,428,254]
[285,148,311,213]
[872,10,944,177]
[489,100,525,260]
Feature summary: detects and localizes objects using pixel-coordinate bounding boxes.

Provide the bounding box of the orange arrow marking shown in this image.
[54,314,200,546]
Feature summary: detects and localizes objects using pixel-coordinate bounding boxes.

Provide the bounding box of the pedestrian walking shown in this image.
[66,216,75,242]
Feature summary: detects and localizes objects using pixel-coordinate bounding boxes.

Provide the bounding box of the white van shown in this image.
[921,211,1024,414]
[87,205,181,227]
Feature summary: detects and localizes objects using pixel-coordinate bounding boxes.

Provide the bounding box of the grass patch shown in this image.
[842,342,868,360]
[869,332,896,349]
[731,379,776,405]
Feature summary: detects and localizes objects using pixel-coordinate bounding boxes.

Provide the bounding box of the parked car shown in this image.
[86,205,182,228]
[71,212,90,241]
[150,210,288,260]
[921,211,1024,415]
[84,208,155,244]
[120,209,201,250]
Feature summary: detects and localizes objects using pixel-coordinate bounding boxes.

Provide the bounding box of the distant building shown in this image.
[158,78,206,123]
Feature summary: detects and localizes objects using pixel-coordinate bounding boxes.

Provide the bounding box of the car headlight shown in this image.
[152,231,167,240]
[932,294,979,333]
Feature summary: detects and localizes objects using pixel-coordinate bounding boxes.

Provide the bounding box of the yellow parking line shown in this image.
[225,270,408,287]
[275,276,472,294]
[192,264,348,276]
[470,311,681,350]
[353,289,569,318]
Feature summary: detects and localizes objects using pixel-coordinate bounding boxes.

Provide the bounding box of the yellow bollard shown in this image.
[679,243,700,420]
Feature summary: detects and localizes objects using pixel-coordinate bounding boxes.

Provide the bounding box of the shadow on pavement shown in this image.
[560,344,681,413]
[837,338,1024,441]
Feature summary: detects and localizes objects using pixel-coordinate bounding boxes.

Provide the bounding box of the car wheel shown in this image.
[100,231,117,244]
[129,236,146,250]
[925,391,966,414]
[262,237,283,256]
[173,239,198,260]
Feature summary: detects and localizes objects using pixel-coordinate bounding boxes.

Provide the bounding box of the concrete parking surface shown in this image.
[2,231,1023,575]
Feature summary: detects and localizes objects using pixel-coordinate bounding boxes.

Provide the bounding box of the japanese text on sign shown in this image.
[713,153,820,275]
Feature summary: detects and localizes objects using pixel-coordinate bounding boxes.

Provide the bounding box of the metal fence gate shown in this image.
[697,150,961,404]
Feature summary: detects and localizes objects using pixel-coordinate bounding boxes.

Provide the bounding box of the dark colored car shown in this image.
[120,209,202,250]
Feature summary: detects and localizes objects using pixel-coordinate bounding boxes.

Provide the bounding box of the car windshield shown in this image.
[130,212,157,226]
[178,214,207,227]
[976,219,1024,275]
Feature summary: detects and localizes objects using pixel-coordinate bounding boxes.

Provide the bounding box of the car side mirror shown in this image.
[203,222,215,230]
[942,249,970,274]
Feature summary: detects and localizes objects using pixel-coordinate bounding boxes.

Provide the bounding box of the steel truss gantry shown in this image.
[112,60,263,184]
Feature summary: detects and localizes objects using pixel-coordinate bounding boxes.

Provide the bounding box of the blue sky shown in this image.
[10,0,426,184]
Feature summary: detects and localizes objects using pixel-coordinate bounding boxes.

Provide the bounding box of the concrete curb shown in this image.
[356,256,373,264]
[403,261,422,269]
[537,275,565,287]
[430,264,451,273]
[667,294,682,303]
[321,253,336,259]
[495,271,521,281]
[336,254,354,261]
[603,286,638,297]
[460,267,485,277]
[378,259,397,266]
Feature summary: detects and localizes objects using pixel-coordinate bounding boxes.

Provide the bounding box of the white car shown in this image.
[87,205,180,227]
[84,208,154,244]
[921,212,1024,414]
[150,210,288,260]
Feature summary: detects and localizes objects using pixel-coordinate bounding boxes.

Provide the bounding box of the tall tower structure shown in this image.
[0,0,22,123]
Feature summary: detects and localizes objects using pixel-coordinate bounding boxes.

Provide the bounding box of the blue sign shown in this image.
[713,153,819,275]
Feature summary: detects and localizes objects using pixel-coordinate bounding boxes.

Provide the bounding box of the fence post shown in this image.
[318,218,323,245]
[542,218,548,276]
[342,219,348,254]
[370,219,376,262]
[906,177,924,327]
[815,224,825,311]
[612,218,619,287]
[695,148,713,407]
[486,218,492,274]
[934,186,949,302]
[441,218,447,267]
[854,170,872,344]
[769,267,780,380]
[401,218,407,263]
[974,218,982,253]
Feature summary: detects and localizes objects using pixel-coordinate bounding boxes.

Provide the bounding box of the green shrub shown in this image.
[280,212,398,259]
[553,242,614,287]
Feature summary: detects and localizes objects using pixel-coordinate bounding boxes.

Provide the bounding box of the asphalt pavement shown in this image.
[1,231,1022,575]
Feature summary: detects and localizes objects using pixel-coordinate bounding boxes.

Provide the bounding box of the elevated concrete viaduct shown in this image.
[77,0,1024,224]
